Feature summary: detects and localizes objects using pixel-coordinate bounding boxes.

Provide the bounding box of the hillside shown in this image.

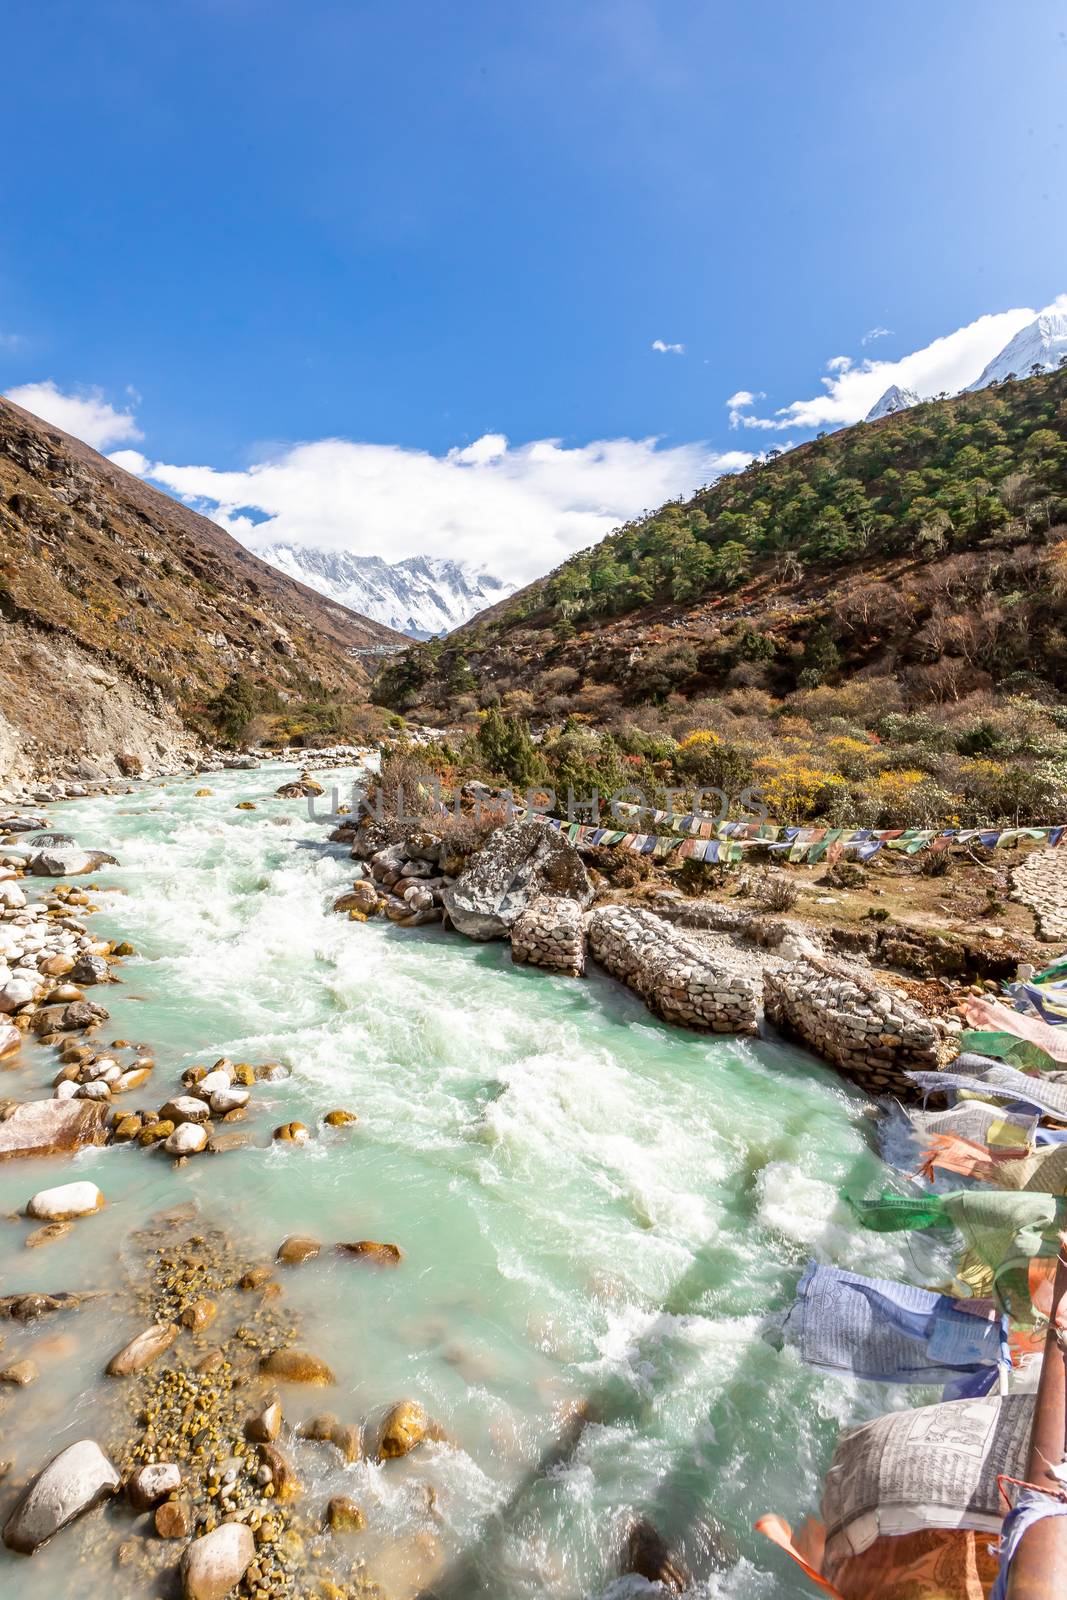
[375,368,1067,829]
[0,397,405,780]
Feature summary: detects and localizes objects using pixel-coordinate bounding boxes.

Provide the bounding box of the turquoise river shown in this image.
[0,762,947,1599]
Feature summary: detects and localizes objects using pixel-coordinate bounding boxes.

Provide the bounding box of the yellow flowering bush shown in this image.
[753,753,846,822]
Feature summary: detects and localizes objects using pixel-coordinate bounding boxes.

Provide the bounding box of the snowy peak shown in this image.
[967,307,1067,391]
[865,384,921,421]
[258,545,514,638]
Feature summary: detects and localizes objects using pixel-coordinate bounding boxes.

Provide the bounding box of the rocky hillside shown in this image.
[0,397,405,781]
[374,369,1067,830]
[379,367,1067,718]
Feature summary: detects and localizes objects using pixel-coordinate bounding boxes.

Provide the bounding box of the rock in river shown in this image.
[441,818,593,941]
[337,1240,403,1265]
[276,1235,321,1266]
[326,1495,366,1532]
[70,954,110,985]
[0,1099,110,1160]
[106,1321,179,1376]
[378,1399,428,1459]
[180,1519,255,1600]
[164,1122,209,1156]
[259,1347,335,1385]
[127,1461,181,1512]
[25,1180,105,1221]
[3,1438,120,1554]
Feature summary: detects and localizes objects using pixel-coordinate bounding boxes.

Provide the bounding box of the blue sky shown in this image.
[2,0,1065,579]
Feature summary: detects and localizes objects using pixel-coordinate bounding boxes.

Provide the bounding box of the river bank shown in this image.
[0,762,954,1599]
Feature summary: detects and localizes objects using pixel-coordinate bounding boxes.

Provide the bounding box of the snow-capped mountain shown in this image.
[258,546,514,638]
[865,384,921,421]
[967,307,1067,391]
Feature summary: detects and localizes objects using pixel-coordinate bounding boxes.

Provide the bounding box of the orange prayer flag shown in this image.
[754,1515,844,1597]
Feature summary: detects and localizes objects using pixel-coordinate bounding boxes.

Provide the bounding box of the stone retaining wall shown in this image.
[510,895,586,977]
[763,956,940,1098]
[1011,849,1067,942]
[587,906,758,1034]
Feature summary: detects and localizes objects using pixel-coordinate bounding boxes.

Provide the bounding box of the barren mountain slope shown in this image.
[0,397,404,778]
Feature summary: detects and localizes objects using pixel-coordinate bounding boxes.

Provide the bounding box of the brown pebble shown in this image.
[180,1297,217,1333]
[154,1498,191,1539]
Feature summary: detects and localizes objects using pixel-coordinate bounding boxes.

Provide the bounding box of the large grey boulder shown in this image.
[27,847,117,877]
[441,819,593,941]
[3,1438,120,1553]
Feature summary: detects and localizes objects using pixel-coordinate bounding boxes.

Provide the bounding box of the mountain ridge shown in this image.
[258,544,513,638]
[374,366,1067,731]
[0,397,404,779]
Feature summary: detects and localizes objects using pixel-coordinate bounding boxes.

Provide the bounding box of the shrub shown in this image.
[753,873,799,912]
[673,731,755,793]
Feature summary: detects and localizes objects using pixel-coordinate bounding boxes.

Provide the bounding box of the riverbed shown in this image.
[0,763,946,1598]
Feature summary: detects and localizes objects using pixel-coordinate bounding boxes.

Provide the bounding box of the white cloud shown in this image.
[115,433,751,585]
[729,300,1058,431]
[4,379,143,450]
[651,339,685,354]
[861,325,892,345]
[725,389,762,408]
[826,355,852,374]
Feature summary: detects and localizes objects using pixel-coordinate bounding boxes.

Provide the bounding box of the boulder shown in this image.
[337,1240,403,1265]
[378,1399,428,1459]
[259,1347,335,1385]
[441,819,593,941]
[59,1000,109,1031]
[164,1122,208,1156]
[25,1180,105,1221]
[0,1021,19,1060]
[2,1438,120,1554]
[272,1121,310,1144]
[70,954,110,985]
[27,848,94,877]
[127,1462,181,1512]
[246,1400,282,1442]
[0,1099,110,1160]
[208,1087,249,1116]
[276,1235,321,1266]
[207,1131,250,1154]
[0,977,38,1012]
[159,1096,212,1125]
[0,1359,39,1386]
[106,1321,179,1376]
[326,1495,366,1532]
[180,1520,255,1600]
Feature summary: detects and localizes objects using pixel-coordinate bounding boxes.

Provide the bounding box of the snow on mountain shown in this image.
[967,306,1067,391]
[258,545,514,638]
[865,384,921,421]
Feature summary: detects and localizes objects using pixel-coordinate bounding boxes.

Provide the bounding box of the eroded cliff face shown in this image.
[0,396,404,781]
[0,618,199,783]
